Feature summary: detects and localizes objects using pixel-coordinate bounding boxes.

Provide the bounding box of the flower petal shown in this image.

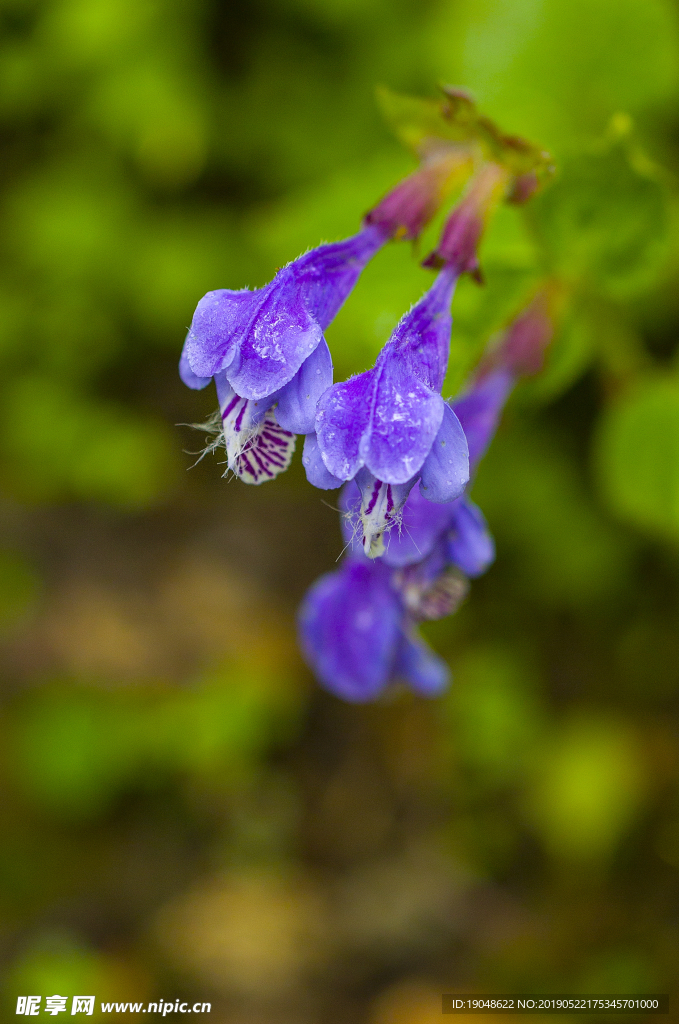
[452,368,513,469]
[274,337,333,435]
[302,432,343,490]
[315,369,374,480]
[392,268,456,393]
[446,496,495,577]
[362,356,445,483]
[293,225,387,329]
[184,287,255,379]
[315,269,456,486]
[179,344,212,390]
[216,374,294,485]
[232,410,296,485]
[397,558,469,620]
[225,268,324,401]
[298,558,401,702]
[418,403,469,503]
[380,486,456,567]
[393,630,450,696]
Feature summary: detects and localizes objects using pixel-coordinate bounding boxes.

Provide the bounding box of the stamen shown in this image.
[359,478,405,558]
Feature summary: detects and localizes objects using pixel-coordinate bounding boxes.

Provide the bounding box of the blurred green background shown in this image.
[2,0,679,1020]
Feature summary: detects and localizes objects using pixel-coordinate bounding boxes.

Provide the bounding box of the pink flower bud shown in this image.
[498,289,556,375]
[364,146,474,240]
[478,285,561,380]
[507,170,540,205]
[422,162,510,276]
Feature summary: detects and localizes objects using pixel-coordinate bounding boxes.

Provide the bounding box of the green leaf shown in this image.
[595,375,679,539]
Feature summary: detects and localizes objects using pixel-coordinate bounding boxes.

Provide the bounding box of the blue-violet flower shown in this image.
[305,163,509,554]
[298,287,556,703]
[180,153,474,484]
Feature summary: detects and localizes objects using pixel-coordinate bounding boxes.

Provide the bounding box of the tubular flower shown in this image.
[338,362,507,576]
[297,377,506,702]
[308,266,470,554]
[305,164,509,554]
[181,225,385,483]
[180,154,474,485]
[341,480,495,578]
[297,553,459,703]
[298,290,557,703]
[422,161,510,276]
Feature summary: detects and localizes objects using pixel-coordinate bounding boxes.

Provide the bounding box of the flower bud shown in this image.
[480,284,561,379]
[422,162,510,276]
[364,145,474,240]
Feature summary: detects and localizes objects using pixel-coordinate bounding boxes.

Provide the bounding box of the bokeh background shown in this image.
[2,0,679,1020]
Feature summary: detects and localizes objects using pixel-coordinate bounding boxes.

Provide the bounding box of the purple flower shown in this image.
[452,367,514,468]
[341,480,495,578]
[308,268,470,554]
[181,226,388,401]
[179,154,477,486]
[298,554,456,702]
[305,164,514,551]
[298,365,519,701]
[181,225,388,483]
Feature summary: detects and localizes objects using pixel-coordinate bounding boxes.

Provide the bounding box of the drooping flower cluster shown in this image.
[179,91,554,702]
[299,294,556,701]
[305,161,509,557]
[180,145,474,483]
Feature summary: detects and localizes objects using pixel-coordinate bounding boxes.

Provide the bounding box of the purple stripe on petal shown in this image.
[355,467,417,558]
[262,430,289,447]
[418,404,469,503]
[221,393,240,419]
[364,476,382,516]
[234,401,248,432]
[233,410,295,485]
[214,371,235,410]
